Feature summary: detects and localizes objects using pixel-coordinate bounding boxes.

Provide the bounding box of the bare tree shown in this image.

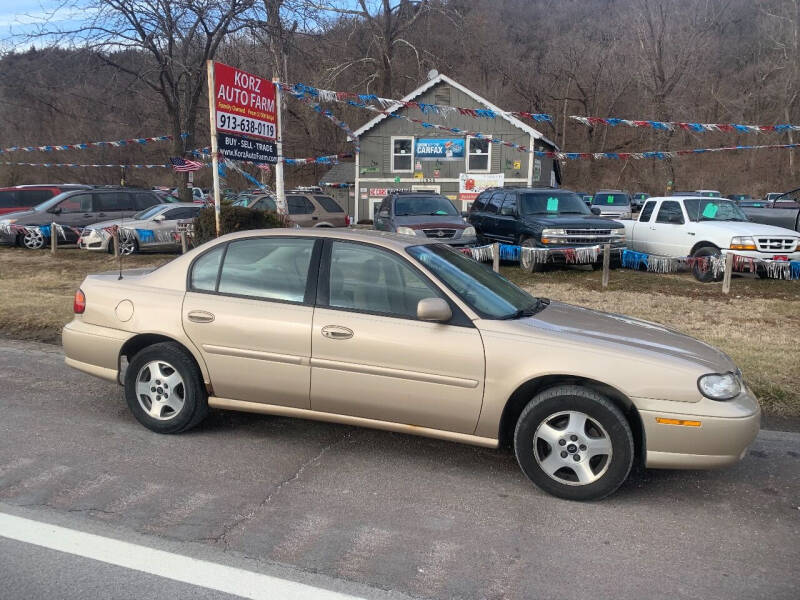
[38,0,256,198]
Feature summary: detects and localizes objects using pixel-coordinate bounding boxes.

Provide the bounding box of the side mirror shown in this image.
[378,209,389,218]
[461,211,469,217]
[417,297,452,322]
[48,206,62,215]
[153,214,165,222]
[590,207,601,215]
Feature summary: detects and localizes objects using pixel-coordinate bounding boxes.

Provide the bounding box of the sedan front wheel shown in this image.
[514,385,634,500]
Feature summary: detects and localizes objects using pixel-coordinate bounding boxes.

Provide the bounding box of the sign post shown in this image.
[206,60,222,237]
[208,61,279,236]
[273,77,286,215]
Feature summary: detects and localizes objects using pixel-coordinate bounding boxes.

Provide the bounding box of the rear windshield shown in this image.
[394,195,458,216]
[0,189,55,209]
[520,192,590,215]
[684,199,748,222]
[592,193,630,206]
[314,195,344,213]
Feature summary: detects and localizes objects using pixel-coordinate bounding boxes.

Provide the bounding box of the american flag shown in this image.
[170,157,204,172]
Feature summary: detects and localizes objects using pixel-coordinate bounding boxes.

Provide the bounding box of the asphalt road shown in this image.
[0,338,798,599]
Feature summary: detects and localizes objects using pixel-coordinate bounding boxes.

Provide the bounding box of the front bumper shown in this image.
[638,387,761,469]
[78,229,109,251]
[721,249,800,262]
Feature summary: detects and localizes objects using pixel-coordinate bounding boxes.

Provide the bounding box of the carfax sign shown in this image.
[213,62,276,141]
[414,138,465,161]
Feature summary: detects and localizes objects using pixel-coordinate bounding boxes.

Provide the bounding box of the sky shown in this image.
[0,0,92,50]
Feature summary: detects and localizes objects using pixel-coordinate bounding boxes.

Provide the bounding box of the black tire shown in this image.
[514,385,634,501]
[124,342,208,434]
[691,246,722,283]
[520,237,545,273]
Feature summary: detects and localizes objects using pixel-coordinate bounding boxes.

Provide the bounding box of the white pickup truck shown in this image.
[623,196,800,282]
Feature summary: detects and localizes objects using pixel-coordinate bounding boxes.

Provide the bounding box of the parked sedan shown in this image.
[63,229,759,501]
[78,203,202,254]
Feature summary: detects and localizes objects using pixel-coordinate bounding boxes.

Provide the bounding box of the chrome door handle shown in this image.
[187,310,215,323]
[321,325,353,340]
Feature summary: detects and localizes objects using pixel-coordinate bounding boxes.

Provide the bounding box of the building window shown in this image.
[467,136,491,172]
[391,136,414,172]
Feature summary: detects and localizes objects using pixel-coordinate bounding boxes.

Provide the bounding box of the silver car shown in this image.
[79,203,202,254]
[592,190,632,219]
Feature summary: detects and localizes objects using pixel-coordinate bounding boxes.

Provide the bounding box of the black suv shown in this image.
[0,187,165,249]
[467,187,626,260]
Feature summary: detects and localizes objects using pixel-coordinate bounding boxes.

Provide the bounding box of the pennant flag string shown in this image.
[3,162,172,168]
[570,116,800,134]
[189,147,355,166]
[0,133,186,155]
[281,81,552,123]
[536,142,800,161]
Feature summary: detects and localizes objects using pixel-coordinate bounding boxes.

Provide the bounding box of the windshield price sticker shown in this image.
[607,195,614,203]
[702,203,719,218]
[216,112,275,139]
[546,197,559,211]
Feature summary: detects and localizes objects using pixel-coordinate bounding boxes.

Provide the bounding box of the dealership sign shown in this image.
[214,62,276,141]
[217,134,277,164]
[458,172,504,202]
[415,138,465,161]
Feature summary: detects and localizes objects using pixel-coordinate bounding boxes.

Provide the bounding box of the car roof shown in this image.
[213,227,434,250]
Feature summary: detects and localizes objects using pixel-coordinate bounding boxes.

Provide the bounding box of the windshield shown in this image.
[28,191,74,212]
[592,193,630,206]
[395,195,458,217]
[407,244,539,319]
[698,191,721,197]
[520,191,590,215]
[133,205,167,220]
[684,199,749,222]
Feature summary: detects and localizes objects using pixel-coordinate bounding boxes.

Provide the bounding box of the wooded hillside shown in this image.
[2,0,799,196]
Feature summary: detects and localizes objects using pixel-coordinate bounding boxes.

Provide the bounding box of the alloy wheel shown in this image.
[135,360,186,421]
[533,410,613,486]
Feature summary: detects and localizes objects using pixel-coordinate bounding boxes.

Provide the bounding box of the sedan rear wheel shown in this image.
[124,342,208,434]
[514,385,634,500]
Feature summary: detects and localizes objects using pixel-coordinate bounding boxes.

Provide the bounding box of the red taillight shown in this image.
[74,289,86,314]
[345,215,351,227]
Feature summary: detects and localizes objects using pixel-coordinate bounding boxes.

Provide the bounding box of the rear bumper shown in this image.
[62,319,131,384]
[640,390,761,469]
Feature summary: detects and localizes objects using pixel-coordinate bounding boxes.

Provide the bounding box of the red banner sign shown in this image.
[213,62,276,140]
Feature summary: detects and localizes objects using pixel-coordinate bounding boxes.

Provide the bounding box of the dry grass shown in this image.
[504,265,800,416]
[0,246,798,415]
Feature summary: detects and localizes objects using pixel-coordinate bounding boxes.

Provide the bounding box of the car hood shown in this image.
[394,216,468,229]
[87,218,154,231]
[479,301,735,372]
[522,215,625,229]
[693,220,800,237]
[0,208,38,222]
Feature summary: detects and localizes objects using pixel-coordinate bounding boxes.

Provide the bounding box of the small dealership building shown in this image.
[348,73,560,222]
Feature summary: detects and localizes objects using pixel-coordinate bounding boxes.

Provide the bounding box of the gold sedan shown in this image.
[63,229,760,500]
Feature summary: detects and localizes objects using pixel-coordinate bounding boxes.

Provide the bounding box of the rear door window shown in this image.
[0,191,18,209]
[638,200,656,222]
[134,192,161,210]
[96,192,135,212]
[313,195,344,213]
[287,195,315,215]
[217,238,316,302]
[486,192,504,214]
[655,201,684,224]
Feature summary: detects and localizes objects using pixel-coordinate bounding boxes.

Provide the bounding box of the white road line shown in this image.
[0,511,365,600]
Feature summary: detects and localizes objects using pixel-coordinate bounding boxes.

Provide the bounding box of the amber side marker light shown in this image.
[656,417,701,427]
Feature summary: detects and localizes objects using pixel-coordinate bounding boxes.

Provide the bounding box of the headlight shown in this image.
[697,372,741,400]
[730,236,757,251]
[0,218,17,225]
[541,228,566,237]
[612,229,626,238]
[462,226,476,236]
[396,226,416,236]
